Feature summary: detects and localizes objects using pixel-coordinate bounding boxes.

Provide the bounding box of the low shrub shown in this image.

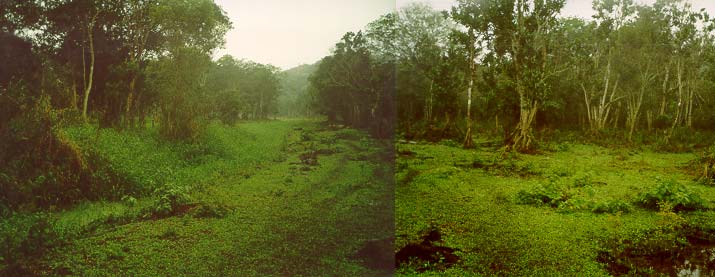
[192,201,232,218]
[145,185,193,218]
[693,145,715,186]
[652,115,671,130]
[635,178,705,212]
[515,178,570,208]
[550,166,572,178]
[0,96,127,210]
[592,200,633,214]
[556,198,591,213]
[572,173,593,188]
[0,213,64,274]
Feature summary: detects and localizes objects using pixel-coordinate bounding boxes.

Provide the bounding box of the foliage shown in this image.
[572,173,593,187]
[398,141,715,275]
[206,56,282,123]
[591,199,633,214]
[695,145,715,185]
[146,47,211,141]
[515,178,571,208]
[635,178,705,212]
[278,63,318,117]
[0,93,124,209]
[0,213,64,274]
[378,0,715,150]
[309,31,395,138]
[147,185,192,218]
[192,201,231,218]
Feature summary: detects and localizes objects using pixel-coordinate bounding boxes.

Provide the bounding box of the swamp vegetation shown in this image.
[4,0,715,276]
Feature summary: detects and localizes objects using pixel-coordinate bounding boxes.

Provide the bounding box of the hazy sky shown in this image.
[214,0,715,70]
[213,0,395,70]
[397,0,715,18]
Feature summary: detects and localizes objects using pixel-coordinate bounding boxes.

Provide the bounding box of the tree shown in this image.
[310,31,395,138]
[146,47,211,140]
[451,0,492,148]
[367,4,456,140]
[278,63,319,117]
[488,0,565,151]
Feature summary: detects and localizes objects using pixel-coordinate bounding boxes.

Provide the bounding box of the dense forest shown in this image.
[277,63,317,118]
[309,0,715,151]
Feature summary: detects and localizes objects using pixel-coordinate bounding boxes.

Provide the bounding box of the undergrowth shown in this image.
[635,178,705,212]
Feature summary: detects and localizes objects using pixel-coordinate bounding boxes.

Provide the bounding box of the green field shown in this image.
[396,140,715,276]
[3,119,393,276]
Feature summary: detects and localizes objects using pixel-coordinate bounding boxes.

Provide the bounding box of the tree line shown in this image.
[1,0,282,140]
[308,0,715,150]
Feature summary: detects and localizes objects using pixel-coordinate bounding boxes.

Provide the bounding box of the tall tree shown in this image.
[489,0,566,151]
[451,0,492,148]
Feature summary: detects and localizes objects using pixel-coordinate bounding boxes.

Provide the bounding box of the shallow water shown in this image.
[599,242,715,276]
[676,246,715,277]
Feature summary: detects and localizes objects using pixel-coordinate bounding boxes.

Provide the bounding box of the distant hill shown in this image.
[278,62,319,117]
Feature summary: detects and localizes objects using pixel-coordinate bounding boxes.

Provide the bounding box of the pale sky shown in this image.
[397,0,715,18]
[213,0,395,70]
[214,0,715,70]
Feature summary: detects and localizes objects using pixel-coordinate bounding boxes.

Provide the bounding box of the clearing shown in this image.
[396,140,715,276]
[11,119,393,276]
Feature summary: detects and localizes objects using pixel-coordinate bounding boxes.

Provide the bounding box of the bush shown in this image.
[592,200,633,214]
[556,198,591,213]
[192,201,231,218]
[147,47,212,142]
[572,173,593,188]
[693,145,715,186]
[0,95,123,210]
[636,178,705,212]
[0,213,64,274]
[516,178,570,208]
[146,185,193,218]
[653,114,671,130]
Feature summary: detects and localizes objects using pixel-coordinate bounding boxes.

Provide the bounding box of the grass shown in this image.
[3,119,393,276]
[396,140,715,275]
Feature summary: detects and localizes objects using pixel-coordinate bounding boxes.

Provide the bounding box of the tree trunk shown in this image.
[71,79,78,111]
[426,80,434,122]
[125,76,136,127]
[82,12,98,122]
[627,65,651,142]
[511,80,537,152]
[509,0,536,152]
[463,44,475,149]
[583,54,620,133]
[660,65,670,116]
[666,59,684,142]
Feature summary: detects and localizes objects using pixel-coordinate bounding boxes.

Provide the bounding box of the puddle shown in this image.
[599,239,715,276]
[395,229,460,272]
[675,244,715,277]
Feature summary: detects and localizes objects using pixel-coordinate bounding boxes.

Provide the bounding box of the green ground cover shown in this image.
[396,140,715,276]
[2,119,393,276]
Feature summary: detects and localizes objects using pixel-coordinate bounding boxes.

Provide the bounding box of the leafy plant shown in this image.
[591,200,633,214]
[572,173,593,188]
[516,178,571,208]
[635,178,705,212]
[121,195,137,207]
[0,213,64,274]
[694,144,715,186]
[148,185,193,218]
